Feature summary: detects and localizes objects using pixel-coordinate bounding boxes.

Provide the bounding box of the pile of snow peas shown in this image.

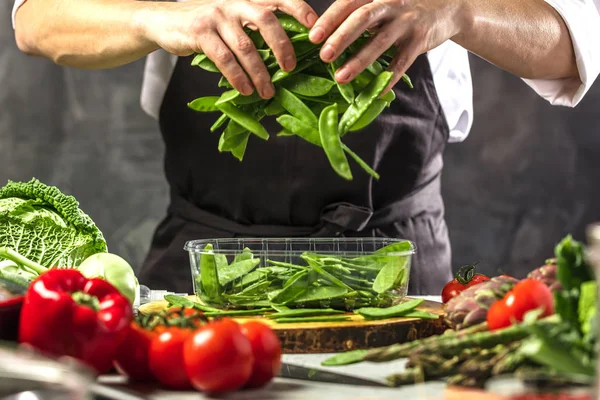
[187,14,413,181]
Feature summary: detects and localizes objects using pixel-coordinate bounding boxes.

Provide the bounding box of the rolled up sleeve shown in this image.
[522,0,600,107]
[12,0,26,28]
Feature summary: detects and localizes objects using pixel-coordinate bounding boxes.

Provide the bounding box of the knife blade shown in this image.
[277,363,388,387]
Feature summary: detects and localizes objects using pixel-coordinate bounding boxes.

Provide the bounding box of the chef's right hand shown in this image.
[139,0,317,99]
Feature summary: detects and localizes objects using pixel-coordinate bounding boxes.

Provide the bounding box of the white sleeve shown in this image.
[12,0,27,28]
[522,0,600,107]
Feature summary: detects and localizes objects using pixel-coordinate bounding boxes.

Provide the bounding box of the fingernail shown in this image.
[242,83,253,96]
[337,68,350,82]
[321,45,334,61]
[306,12,318,27]
[262,84,275,99]
[284,55,296,71]
[309,27,325,43]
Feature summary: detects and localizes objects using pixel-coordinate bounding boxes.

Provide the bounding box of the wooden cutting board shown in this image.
[138,296,447,353]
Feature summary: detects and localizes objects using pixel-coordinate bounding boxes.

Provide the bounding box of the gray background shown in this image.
[2,2,599,283]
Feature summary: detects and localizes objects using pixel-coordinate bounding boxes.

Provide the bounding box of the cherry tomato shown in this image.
[240,321,282,388]
[184,318,253,393]
[114,322,158,382]
[149,327,192,389]
[487,278,554,330]
[441,262,490,303]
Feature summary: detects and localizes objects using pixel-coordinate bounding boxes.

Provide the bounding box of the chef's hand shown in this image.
[141,0,318,98]
[308,0,465,90]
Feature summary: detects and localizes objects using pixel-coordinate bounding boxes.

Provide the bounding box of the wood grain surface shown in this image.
[138,296,447,353]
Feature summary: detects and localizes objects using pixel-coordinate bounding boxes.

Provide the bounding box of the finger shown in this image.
[217,22,275,99]
[201,32,254,96]
[335,23,399,83]
[309,0,371,44]
[382,41,420,93]
[319,2,387,63]
[253,0,318,28]
[245,6,297,73]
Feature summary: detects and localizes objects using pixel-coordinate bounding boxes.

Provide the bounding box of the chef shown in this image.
[11,0,600,295]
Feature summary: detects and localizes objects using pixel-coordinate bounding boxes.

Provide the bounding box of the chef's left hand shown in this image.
[308,0,465,90]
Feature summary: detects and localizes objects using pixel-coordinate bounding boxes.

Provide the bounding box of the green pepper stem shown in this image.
[0,246,48,275]
[72,291,100,312]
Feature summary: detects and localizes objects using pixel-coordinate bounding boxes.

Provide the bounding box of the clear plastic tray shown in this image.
[184,238,415,311]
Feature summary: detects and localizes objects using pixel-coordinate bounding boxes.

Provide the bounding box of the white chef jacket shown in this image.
[12,0,600,142]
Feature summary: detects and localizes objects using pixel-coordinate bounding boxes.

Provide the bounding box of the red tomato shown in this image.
[441,274,490,303]
[240,321,282,388]
[487,278,554,330]
[149,327,192,389]
[114,322,158,382]
[184,318,253,393]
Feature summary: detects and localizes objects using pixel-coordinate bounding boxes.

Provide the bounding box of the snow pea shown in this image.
[198,243,222,303]
[187,96,220,112]
[318,104,352,180]
[328,60,354,104]
[290,33,310,43]
[354,298,424,320]
[232,91,262,105]
[191,53,219,72]
[372,258,408,294]
[339,71,393,135]
[276,88,318,126]
[233,247,253,263]
[210,114,229,132]
[294,286,349,303]
[366,61,383,76]
[264,98,285,116]
[381,89,396,102]
[400,310,439,320]
[276,115,321,146]
[283,73,336,97]
[341,144,380,180]
[216,102,269,140]
[203,308,273,317]
[272,52,320,83]
[270,271,309,304]
[276,14,309,33]
[274,316,351,323]
[218,121,246,151]
[216,89,241,105]
[218,258,261,286]
[349,99,387,132]
[375,240,414,255]
[351,70,375,92]
[266,308,345,319]
[249,30,266,49]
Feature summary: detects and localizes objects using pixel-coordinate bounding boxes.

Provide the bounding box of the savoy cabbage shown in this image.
[0,178,107,268]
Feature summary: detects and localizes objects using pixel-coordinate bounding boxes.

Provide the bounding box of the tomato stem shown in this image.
[455,261,481,285]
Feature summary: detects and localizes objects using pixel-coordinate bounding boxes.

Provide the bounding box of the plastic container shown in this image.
[184,237,415,311]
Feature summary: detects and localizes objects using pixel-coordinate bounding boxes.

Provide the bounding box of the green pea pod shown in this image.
[233,247,254,263]
[231,132,251,161]
[366,61,383,76]
[191,53,219,73]
[377,58,390,68]
[380,89,396,102]
[218,76,233,88]
[203,308,273,317]
[318,104,352,180]
[216,89,241,105]
[266,308,345,319]
[283,73,336,97]
[354,298,424,320]
[276,14,309,33]
[232,91,263,105]
[218,121,247,152]
[216,102,269,140]
[264,99,285,116]
[249,30,266,49]
[276,88,318,126]
[258,49,271,61]
[290,33,309,43]
[272,52,320,83]
[351,70,375,92]
[342,144,380,180]
[276,115,321,146]
[372,257,409,294]
[199,243,222,303]
[218,258,261,286]
[400,310,440,320]
[349,99,387,132]
[210,114,229,132]
[277,129,295,137]
[294,286,348,303]
[402,74,414,89]
[187,96,220,112]
[328,62,354,104]
[339,71,393,135]
[270,271,309,305]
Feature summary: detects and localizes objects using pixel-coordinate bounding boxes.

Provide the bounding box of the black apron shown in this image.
[138,19,453,295]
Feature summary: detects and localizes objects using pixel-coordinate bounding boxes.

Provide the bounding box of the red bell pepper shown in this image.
[19,268,133,374]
